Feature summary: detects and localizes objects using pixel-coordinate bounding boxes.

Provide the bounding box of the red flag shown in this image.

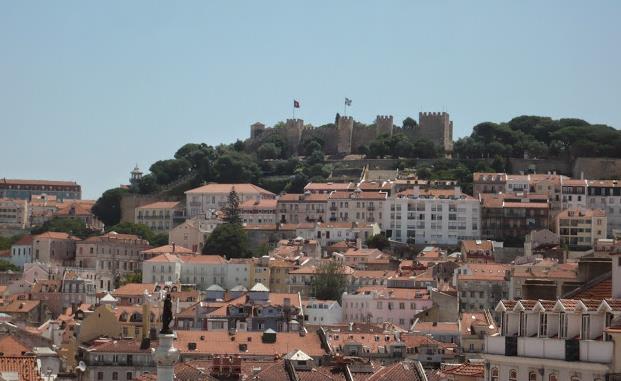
[293,100,300,108]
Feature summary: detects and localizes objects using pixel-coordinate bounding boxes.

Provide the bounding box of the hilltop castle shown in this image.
[248,112,453,156]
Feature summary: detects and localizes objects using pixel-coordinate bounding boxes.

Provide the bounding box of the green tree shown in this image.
[136,174,160,194]
[257,142,281,160]
[31,217,98,239]
[224,189,242,225]
[366,234,390,251]
[92,188,128,227]
[202,223,250,258]
[0,235,21,251]
[310,261,348,302]
[122,272,142,284]
[214,152,261,183]
[106,221,167,245]
[306,149,325,165]
[402,117,417,128]
[0,260,19,272]
[150,158,192,185]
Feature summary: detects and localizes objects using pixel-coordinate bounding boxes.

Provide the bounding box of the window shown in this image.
[112,372,118,381]
[581,314,591,340]
[97,373,103,381]
[509,369,517,381]
[491,368,499,381]
[559,312,568,338]
[126,373,133,380]
[529,371,537,381]
[549,375,558,381]
[539,312,547,337]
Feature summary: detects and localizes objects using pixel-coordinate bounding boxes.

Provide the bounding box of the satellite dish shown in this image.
[76,361,86,372]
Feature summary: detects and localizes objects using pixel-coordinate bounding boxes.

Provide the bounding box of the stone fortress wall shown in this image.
[246,112,454,157]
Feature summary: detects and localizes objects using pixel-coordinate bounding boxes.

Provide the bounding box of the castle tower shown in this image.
[337,116,354,155]
[417,112,454,153]
[250,122,265,139]
[375,115,393,137]
[284,119,304,155]
[152,294,179,381]
[130,165,143,185]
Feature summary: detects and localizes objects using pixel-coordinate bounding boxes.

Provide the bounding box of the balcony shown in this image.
[485,335,613,364]
[367,206,375,211]
[330,206,338,211]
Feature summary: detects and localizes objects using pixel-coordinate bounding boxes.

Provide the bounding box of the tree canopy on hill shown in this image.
[31,217,99,239]
[454,115,621,159]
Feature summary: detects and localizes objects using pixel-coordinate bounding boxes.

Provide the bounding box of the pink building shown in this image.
[341,285,433,329]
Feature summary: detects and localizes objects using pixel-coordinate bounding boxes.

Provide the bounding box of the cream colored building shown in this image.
[168,217,218,252]
[327,189,387,227]
[76,232,150,291]
[33,231,79,266]
[240,199,277,224]
[0,198,28,229]
[185,183,275,218]
[556,208,607,249]
[134,201,184,233]
[277,192,329,224]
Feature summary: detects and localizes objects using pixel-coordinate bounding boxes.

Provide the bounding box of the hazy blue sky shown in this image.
[1,1,620,199]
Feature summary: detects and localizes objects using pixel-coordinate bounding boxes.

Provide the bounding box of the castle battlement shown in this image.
[338,116,354,123]
[419,111,449,118]
[376,115,393,122]
[286,118,304,125]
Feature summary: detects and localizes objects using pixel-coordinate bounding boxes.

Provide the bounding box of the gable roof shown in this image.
[185,183,275,196]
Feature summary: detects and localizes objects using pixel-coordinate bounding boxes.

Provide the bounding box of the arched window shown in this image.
[549,375,558,381]
[529,371,537,381]
[491,368,499,381]
[509,369,518,381]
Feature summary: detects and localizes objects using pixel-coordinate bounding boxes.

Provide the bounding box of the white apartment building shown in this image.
[485,298,621,381]
[561,179,589,210]
[587,180,621,235]
[302,299,343,325]
[385,187,480,245]
[10,235,33,268]
[294,222,380,247]
[143,253,254,290]
[185,183,275,218]
[276,192,328,224]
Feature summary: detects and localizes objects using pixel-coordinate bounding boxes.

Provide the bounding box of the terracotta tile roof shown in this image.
[558,208,607,219]
[396,188,473,199]
[441,362,484,377]
[461,240,494,253]
[278,193,330,202]
[0,335,31,356]
[353,286,430,300]
[412,322,459,334]
[240,199,278,209]
[175,330,326,357]
[401,334,457,350]
[588,180,621,188]
[304,182,353,191]
[457,264,509,281]
[81,232,145,243]
[185,183,275,195]
[0,179,78,187]
[12,236,34,246]
[143,244,194,255]
[571,277,612,299]
[327,331,400,353]
[112,283,157,297]
[460,312,496,335]
[0,356,41,381]
[143,253,184,263]
[328,191,387,200]
[33,231,78,240]
[87,338,153,353]
[136,201,181,209]
[0,300,40,314]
